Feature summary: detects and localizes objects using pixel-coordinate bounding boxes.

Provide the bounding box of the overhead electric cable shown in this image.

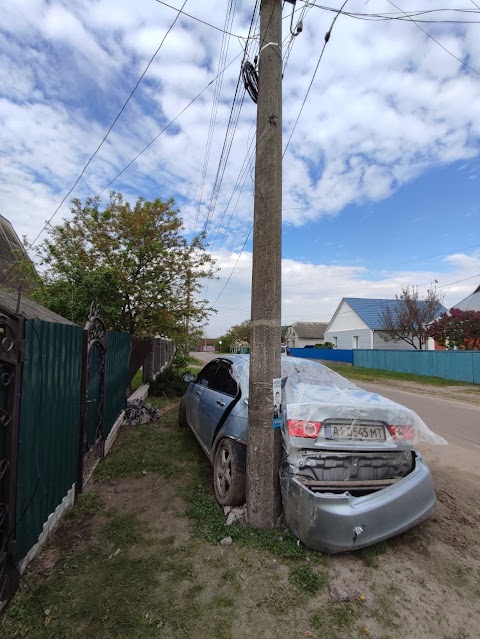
[96,52,243,196]
[212,225,253,306]
[299,3,480,23]
[0,0,188,284]
[386,0,480,76]
[193,0,239,231]
[283,0,349,158]
[201,1,261,236]
[152,0,251,38]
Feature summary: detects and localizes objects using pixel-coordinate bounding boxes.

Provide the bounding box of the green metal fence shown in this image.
[16,320,84,559]
[353,349,480,384]
[16,322,135,562]
[104,332,132,437]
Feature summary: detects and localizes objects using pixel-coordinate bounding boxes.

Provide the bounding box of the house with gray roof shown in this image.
[451,284,480,312]
[0,289,76,325]
[0,214,32,291]
[284,322,328,348]
[324,297,446,351]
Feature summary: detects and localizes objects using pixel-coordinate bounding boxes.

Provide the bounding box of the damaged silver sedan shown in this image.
[179,355,445,553]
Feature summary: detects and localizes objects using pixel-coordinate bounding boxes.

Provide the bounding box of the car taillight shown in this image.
[288,420,322,438]
[387,425,415,441]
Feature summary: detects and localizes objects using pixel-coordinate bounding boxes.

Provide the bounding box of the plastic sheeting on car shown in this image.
[230,355,447,451]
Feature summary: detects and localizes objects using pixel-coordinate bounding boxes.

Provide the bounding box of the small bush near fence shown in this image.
[149,350,190,397]
[149,367,187,397]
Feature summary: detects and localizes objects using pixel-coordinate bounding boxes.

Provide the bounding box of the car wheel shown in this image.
[178,396,188,429]
[213,439,246,507]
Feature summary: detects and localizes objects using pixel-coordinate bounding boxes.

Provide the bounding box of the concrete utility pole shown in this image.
[247,0,283,529]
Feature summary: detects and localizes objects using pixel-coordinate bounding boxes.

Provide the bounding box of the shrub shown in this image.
[149,366,187,397]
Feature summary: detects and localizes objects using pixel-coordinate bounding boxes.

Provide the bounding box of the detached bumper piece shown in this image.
[280,454,436,554]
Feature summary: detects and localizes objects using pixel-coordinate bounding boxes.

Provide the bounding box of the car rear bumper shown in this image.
[280,453,435,554]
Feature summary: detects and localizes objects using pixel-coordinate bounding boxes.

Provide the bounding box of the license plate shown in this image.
[324,424,386,441]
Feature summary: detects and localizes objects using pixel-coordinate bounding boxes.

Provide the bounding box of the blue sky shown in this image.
[1,0,480,335]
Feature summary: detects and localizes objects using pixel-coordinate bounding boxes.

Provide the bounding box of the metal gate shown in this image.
[0,307,24,607]
[78,303,107,492]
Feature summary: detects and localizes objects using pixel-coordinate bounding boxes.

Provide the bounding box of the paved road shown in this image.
[358,382,480,476]
[191,351,219,364]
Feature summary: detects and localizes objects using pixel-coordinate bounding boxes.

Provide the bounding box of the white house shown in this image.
[324,298,446,350]
[284,322,328,348]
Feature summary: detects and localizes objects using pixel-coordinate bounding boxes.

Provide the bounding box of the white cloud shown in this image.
[1,0,479,334]
[203,248,480,336]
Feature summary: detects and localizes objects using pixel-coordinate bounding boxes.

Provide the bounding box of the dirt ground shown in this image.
[3,398,479,639]
[90,461,480,639]
[360,378,480,405]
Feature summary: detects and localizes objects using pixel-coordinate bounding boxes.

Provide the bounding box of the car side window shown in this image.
[209,362,238,397]
[196,361,220,388]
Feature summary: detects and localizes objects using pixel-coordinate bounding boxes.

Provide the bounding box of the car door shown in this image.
[186,360,221,440]
[196,360,239,451]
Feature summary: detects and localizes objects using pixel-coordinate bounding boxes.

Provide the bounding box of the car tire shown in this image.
[213,439,246,507]
[178,396,188,429]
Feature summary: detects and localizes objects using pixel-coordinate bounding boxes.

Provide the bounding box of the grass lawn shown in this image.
[131,368,143,392]
[3,397,479,639]
[186,355,205,368]
[325,362,479,388]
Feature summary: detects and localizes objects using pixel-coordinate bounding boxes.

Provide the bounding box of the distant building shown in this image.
[324,297,446,350]
[284,322,328,348]
[0,214,32,291]
[195,338,217,352]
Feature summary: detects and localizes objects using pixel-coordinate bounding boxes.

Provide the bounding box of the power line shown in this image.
[193,0,239,231]
[97,52,243,196]
[386,0,480,77]
[283,0,316,75]
[212,225,253,306]
[208,143,255,252]
[367,243,480,272]
[283,0,349,158]
[299,3,480,23]
[152,0,249,38]
[210,14,305,254]
[0,0,188,284]
[200,1,261,236]
[279,272,480,322]
[210,243,480,318]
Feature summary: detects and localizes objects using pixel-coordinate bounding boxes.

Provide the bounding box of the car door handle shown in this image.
[196,390,202,396]
[216,400,226,407]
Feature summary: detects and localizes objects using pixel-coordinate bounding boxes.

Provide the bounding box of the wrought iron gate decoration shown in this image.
[79,303,107,491]
[0,308,24,607]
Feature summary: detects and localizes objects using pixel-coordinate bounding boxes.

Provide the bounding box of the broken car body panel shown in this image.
[182,355,445,553]
[280,453,436,553]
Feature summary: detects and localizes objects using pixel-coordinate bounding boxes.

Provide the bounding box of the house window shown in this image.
[332,336,337,348]
[353,336,359,349]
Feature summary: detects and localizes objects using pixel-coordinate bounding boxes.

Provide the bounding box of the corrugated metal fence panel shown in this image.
[353,349,480,384]
[0,382,7,467]
[289,348,354,364]
[474,354,480,384]
[86,343,102,448]
[16,320,83,560]
[103,332,131,437]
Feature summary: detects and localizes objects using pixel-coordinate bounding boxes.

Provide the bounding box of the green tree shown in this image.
[22,192,215,338]
[217,320,251,352]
